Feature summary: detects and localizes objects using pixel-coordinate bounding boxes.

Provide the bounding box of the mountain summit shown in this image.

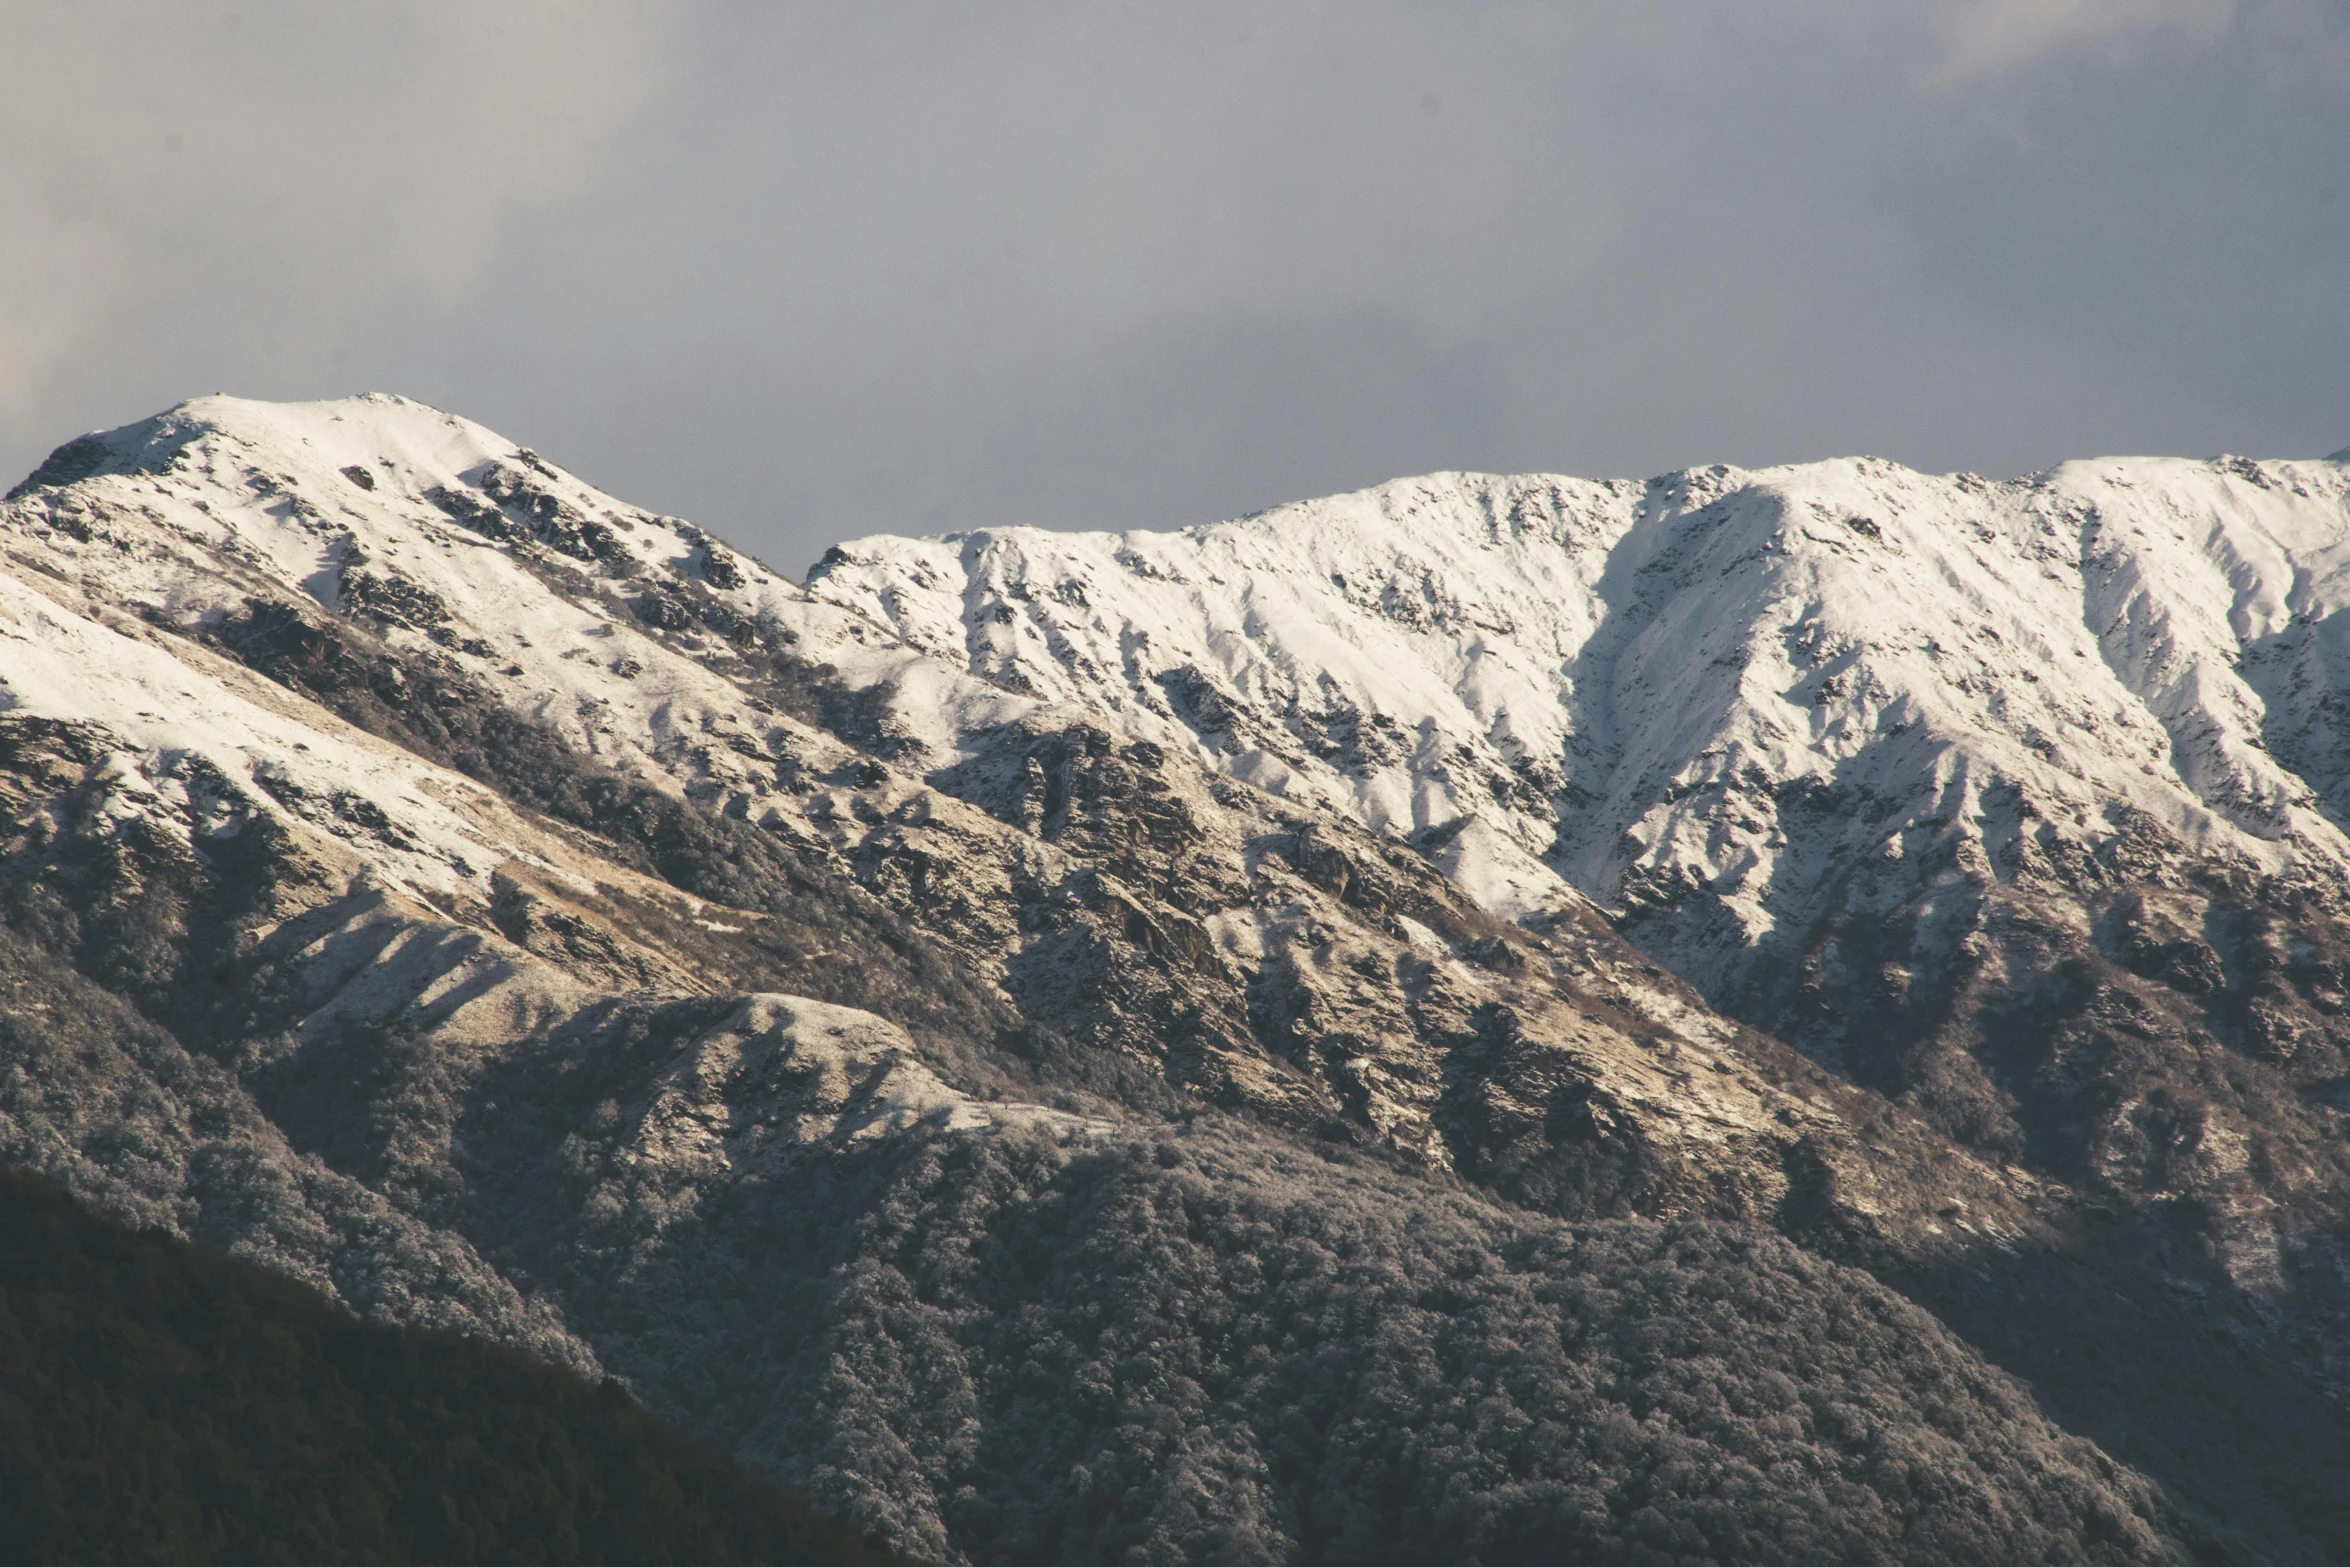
[6,393,2350,1561]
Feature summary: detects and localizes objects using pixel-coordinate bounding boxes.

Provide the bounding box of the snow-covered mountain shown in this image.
[5,393,2056,1236]
[808,452,2350,965]
[809,452,2350,1261]
[8,393,2350,1562]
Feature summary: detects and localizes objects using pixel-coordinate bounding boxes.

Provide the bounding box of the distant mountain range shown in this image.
[4,393,2349,1562]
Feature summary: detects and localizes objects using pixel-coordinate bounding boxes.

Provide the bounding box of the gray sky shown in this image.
[6,2,2347,574]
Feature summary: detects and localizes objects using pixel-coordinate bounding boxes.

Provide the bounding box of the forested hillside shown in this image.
[0,1167,908,1567]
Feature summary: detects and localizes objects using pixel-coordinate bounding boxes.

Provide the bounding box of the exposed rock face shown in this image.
[2,393,2347,1560]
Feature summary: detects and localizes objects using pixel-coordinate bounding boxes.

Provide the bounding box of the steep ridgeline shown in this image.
[0,394,2340,1561]
[807,458,2350,1263]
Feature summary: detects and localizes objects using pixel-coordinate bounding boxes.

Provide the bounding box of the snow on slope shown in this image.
[0,395,1041,864]
[808,471,1645,920]
[0,531,532,909]
[0,393,1109,1173]
[806,452,2350,988]
[15,393,2350,1011]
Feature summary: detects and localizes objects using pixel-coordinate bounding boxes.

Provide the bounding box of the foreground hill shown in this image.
[0,1166,907,1567]
[1,392,2344,1559]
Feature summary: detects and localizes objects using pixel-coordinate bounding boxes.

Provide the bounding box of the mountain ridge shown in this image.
[6,392,2350,1560]
[804,445,2350,1242]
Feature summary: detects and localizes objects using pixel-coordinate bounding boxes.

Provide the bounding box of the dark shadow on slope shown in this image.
[1554,726,2350,1561]
[4,410,208,502]
[1882,1208,2350,1567]
[2244,611,2350,842]
[0,1166,910,1567]
[1608,731,2350,1205]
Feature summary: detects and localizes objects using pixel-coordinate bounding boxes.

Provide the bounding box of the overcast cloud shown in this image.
[4,1,2345,572]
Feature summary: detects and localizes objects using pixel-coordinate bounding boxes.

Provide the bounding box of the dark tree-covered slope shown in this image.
[0,1167,909,1567]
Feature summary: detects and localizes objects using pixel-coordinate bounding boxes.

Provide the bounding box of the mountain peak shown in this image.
[5,392,504,503]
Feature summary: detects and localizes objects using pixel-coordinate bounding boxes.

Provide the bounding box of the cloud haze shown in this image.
[4,1,2344,572]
